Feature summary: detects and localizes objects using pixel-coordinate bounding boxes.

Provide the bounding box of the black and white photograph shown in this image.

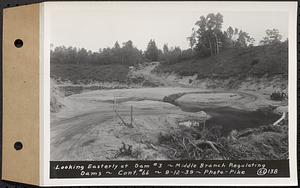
[49,2,291,163]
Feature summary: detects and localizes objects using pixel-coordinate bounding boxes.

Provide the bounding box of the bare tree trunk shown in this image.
[215,42,217,55]
[215,33,219,54]
[208,37,213,56]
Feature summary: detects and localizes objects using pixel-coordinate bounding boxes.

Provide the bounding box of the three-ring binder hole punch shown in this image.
[14,39,23,48]
[14,142,23,151]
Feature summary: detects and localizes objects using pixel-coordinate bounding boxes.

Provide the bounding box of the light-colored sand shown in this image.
[51,87,211,161]
[177,92,241,103]
[70,87,209,102]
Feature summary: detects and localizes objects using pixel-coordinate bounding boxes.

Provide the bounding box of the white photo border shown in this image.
[40,1,298,186]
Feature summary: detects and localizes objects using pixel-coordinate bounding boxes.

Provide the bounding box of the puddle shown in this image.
[162,92,281,135]
[178,105,281,135]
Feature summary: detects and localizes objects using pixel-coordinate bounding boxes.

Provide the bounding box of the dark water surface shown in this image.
[177,103,281,135]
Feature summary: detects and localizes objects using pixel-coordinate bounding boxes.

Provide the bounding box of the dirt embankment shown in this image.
[52,61,288,100]
[154,42,288,91]
[50,79,65,113]
[129,61,287,96]
[153,69,287,96]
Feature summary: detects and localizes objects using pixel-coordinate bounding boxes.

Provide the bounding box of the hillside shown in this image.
[50,42,288,93]
[155,43,288,79]
[51,64,129,84]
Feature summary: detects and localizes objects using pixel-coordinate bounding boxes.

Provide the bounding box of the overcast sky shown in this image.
[47,2,291,52]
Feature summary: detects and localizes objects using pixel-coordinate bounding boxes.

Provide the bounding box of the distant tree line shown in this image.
[51,13,286,66]
[51,40,144,66]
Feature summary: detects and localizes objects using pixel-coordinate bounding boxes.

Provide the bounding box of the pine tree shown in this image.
[145,39,159,61]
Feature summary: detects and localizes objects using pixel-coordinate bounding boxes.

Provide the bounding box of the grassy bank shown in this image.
[51,63,130,84]
[155,43,288,79]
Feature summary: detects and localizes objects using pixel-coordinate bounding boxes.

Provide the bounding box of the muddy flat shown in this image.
[50,87,281,161]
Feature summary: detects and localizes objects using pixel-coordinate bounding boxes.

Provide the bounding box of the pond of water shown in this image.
[177,103,281,135]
